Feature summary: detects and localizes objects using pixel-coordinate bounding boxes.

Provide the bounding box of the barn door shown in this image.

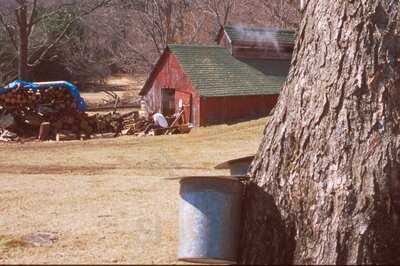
[175,91,192,124]
[161,88,175,116]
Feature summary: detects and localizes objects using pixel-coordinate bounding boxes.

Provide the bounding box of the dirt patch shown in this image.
[0,236,29,252]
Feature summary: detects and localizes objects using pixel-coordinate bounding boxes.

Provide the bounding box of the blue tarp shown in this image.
[1,80,87,112]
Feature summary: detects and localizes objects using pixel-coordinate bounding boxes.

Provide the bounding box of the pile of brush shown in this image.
[121,110,191,137]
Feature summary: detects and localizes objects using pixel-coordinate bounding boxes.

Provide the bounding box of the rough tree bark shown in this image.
[240,0,400,264]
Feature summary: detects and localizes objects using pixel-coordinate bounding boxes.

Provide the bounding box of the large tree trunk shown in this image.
[240,1,400,264]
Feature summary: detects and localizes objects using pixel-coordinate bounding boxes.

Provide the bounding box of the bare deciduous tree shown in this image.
[261,0,300,28]
[132,0,207,55]
[0,0,112,80]
[204,0,236,27]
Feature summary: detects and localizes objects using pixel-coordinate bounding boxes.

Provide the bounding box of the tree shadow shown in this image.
[238,183,296,265]
[225,115,268,126]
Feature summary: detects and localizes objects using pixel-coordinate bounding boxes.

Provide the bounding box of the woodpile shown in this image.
[0,87,76,110]
[0,86,191,142]
[0,87,128,141]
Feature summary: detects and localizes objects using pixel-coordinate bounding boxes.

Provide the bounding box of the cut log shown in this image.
[38,122,51,141]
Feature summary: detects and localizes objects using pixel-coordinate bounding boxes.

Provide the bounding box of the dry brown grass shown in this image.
[0,117,268,264]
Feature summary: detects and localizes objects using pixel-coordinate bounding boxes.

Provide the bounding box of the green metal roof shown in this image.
[223,25,296,45]
[168,44,287,97]
[238,58,291,77]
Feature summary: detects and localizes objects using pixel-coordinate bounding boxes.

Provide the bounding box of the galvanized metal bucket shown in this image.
[178,176,244,264]
[215,155,255,176]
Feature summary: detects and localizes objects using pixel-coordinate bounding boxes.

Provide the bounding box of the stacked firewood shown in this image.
[0,87,128,140]
[0,87,76,110]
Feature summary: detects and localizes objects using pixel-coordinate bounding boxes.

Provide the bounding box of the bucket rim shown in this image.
[178,257,237,264]
[165,175,246,182]
[214,155,255,169]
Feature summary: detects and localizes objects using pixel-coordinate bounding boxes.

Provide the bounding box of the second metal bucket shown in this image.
[178,176,244,264]
[215,155,255,176]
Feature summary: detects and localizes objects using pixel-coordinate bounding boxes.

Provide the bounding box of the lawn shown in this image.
[0,117,267,264]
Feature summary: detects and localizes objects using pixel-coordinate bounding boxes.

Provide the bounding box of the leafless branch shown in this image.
[0,11,18,50]
[30,0,113,67]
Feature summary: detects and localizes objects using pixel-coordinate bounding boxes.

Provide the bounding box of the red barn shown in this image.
[139,26,295,127]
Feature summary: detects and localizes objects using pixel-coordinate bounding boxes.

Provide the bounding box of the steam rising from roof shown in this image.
[230,25,281,52]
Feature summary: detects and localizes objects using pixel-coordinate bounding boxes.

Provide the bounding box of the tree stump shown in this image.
[38,122,51,141]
